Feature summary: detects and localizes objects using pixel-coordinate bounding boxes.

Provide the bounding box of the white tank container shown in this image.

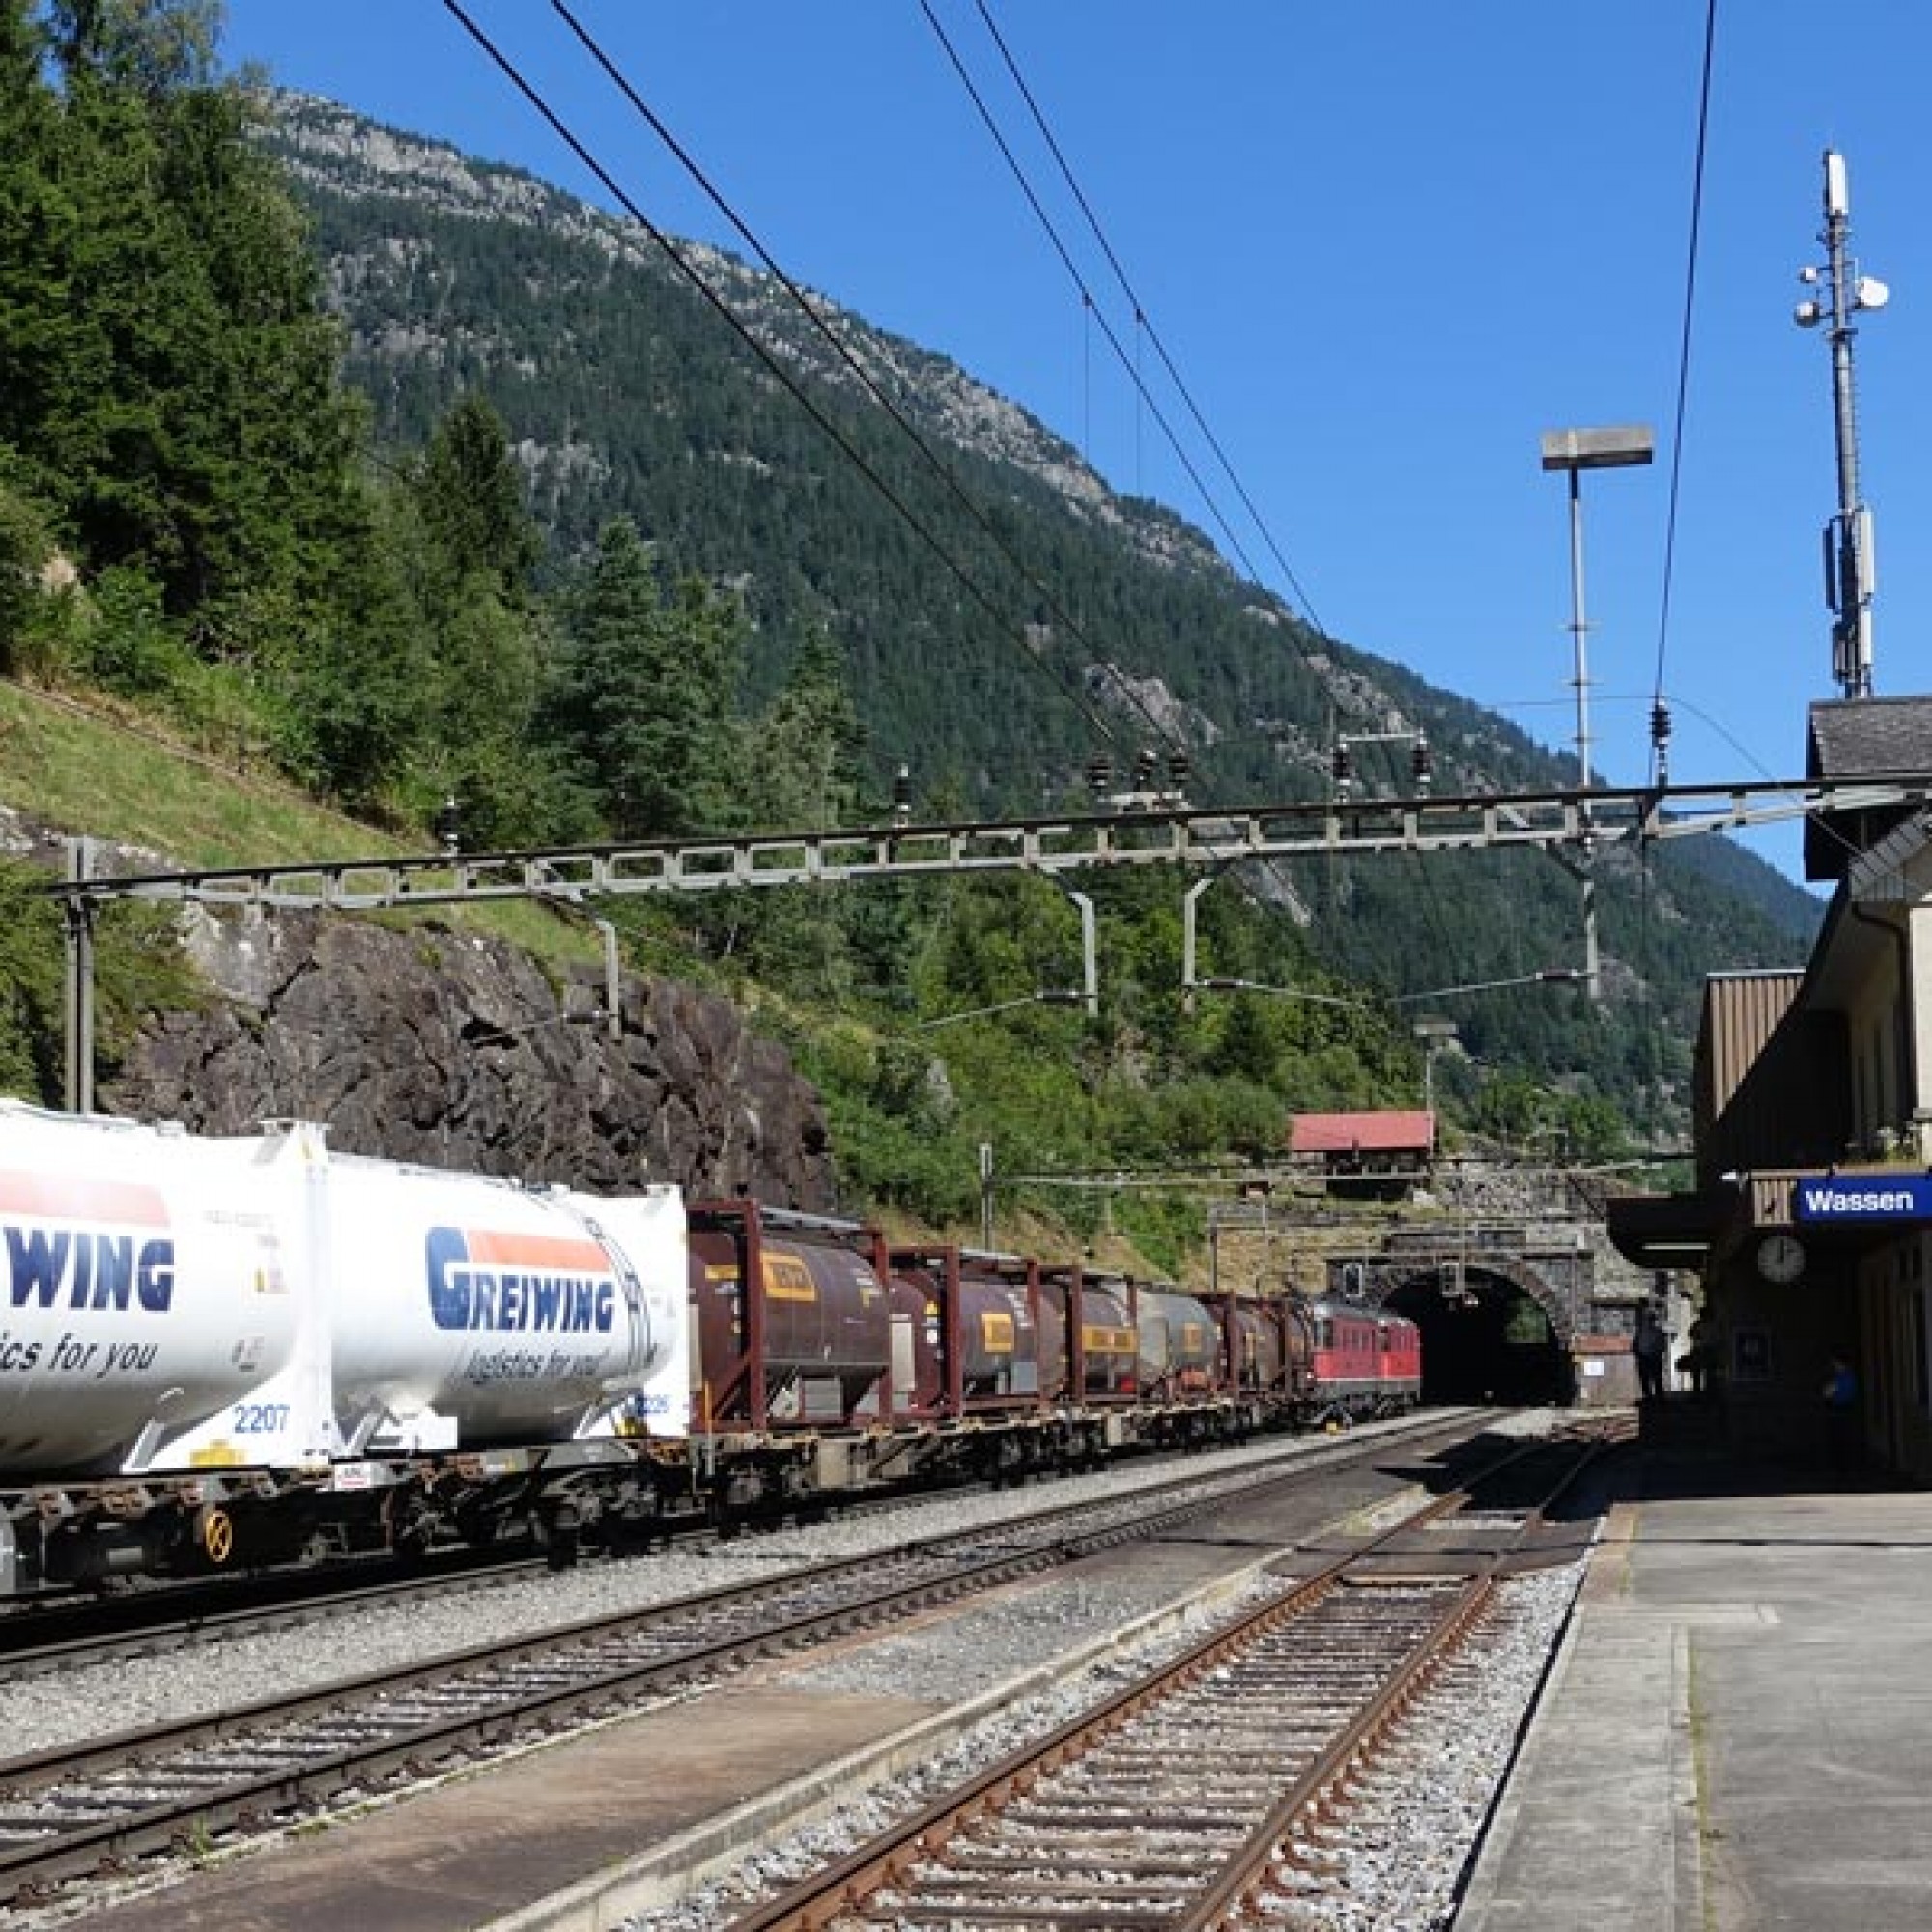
[322,1154,679,1451]
[0,1109,688,1481]
[0,1105,306,1477]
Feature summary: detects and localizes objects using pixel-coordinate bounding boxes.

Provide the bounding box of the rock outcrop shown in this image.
[101,907,833,1208]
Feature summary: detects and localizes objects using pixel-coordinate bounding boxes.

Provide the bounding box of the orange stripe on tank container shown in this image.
[0,1169,169,1226]
[461,1230,610,1271]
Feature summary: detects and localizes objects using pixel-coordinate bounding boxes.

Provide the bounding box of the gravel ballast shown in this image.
[617,1563,1584,1932]
[6,1410,1499,1760]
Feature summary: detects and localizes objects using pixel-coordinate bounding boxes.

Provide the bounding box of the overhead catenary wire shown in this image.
[917,0,1284,622]
[450,0,1382,1056]
[440,0,1124,754]
[931,0,1478,997]
[445,5,1728,1050]
[545,0,1186,761]
[920,11,1336,828]
[1634,0,1719,1132]
[967,0,1332,648]
[1648,0,1719,781]
[538,0,1249,800]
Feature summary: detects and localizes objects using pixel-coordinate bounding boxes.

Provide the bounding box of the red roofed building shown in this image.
[1289,1110,1436,1195]
[1290,1110,1435,1157]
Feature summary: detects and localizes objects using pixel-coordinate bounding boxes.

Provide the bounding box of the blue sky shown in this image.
[219,3,1932,887]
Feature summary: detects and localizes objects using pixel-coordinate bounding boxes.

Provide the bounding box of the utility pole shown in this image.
[61,837,95,1113]
[1795,149,1888,700]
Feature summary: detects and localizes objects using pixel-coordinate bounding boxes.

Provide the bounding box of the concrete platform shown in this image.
[1461,1431,1932,1930]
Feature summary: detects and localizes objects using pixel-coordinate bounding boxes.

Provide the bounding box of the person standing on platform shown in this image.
[1823,1355,1859,1480]
[1633,1308,1667,1402]
[1679,1312,1716,1398]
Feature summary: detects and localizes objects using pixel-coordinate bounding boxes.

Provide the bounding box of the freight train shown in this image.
[0,1104,1420,1595]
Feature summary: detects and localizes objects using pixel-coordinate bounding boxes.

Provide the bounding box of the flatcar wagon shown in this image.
[0,1104,1425,1593]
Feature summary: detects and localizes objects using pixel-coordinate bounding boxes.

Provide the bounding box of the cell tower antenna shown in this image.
[1795,149,1889,699]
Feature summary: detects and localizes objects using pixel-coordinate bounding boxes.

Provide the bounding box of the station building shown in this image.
[1608,696,1932,1476]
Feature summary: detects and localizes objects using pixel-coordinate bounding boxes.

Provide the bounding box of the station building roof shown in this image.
[1804,695,1932,880]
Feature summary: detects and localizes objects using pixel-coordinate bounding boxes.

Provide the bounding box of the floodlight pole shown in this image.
[1562,460,1604,1008]
[1540,426,1654,1004]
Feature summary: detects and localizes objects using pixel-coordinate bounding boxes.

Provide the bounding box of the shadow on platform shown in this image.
[1627,1392,1912,1502]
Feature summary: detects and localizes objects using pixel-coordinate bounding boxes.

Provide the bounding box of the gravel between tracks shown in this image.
[6,1410,1519,1760]
[621,1562,1583,1932]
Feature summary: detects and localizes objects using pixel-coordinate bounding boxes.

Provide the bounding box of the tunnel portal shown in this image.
[1382,1263,1576,1406]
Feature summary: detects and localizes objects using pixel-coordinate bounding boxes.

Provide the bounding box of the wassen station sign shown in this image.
[1794,1176,1932,1224]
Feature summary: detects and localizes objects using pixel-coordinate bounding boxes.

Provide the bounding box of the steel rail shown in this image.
[1174,1430,1614,1929]
[0,1408,1473,1676]
[0,1411,1485,1906]
[728,1426,1613,1931]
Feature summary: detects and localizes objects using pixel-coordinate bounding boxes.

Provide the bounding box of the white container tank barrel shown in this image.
[324,1154,681,1452]
[0,1104,302,1477]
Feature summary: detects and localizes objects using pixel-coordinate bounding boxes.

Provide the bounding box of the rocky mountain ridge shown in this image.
[267,92,1223,587]
[246,91,1826,1143]
[4,789,831,1205]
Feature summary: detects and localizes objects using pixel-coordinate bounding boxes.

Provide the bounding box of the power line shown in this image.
[922,0,1394,970]
[545,0,1161,756]
[1648,0,1719,775]
[917,0,1283,620]
[923,1,1468,993]
[967,0,1333,646]
[534,0,1263,814]
[440,0,1122,752]
[450,0,1354,1038]
[452,5,1628,1020]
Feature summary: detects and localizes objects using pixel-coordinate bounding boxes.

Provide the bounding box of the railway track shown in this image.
[0,1409,1498,1911]
[0,1409,1479,1680]
[0,1547,549,1678]
[722,1425,1613,1931]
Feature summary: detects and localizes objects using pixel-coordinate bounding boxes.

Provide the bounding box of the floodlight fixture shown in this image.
[1538,425,1655,473]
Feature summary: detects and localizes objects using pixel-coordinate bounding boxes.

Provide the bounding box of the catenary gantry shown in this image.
[45,773,1932,1112]
[45,775,1932,912]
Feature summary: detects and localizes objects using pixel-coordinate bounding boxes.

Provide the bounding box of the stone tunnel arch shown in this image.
[1371,1257,1577,1406]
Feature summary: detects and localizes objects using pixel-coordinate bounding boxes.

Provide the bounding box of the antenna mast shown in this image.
[1795,150,1888,700]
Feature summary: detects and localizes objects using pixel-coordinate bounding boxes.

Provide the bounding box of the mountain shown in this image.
[256,95,1820,1135]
